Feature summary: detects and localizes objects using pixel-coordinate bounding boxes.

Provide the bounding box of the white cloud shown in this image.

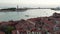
[0,0,60,8]
[20,0,59,5]
[0,0,18,4]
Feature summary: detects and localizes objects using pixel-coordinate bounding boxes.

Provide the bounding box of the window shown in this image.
[54,20,60,24]
[54,26,60,31]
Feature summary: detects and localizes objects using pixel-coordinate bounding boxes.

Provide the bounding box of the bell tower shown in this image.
[17,5,18,9]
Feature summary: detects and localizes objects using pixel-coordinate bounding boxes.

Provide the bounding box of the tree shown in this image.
[0,26,15,34]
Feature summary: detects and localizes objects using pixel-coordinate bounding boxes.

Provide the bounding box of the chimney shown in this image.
[17,30,20,34]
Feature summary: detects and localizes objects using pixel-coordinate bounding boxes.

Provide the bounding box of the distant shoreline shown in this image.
[0,8,28,12]
[0,7,60,12]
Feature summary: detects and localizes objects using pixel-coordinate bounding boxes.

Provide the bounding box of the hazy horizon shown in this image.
[0,0,60,8]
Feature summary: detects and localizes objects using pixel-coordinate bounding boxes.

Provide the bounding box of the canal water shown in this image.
[0,9,60,21]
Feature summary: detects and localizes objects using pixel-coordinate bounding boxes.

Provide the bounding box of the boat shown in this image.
[25,15,29,17]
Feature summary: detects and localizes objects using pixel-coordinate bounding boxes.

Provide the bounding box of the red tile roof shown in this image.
[0,31,5,34]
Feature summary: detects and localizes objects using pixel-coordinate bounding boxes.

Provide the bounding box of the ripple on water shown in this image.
[0,9,60,21]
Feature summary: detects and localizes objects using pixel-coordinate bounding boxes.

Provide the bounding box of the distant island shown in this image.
[0,8,28,12]
[0,6,60,12]
[51,7,60,11]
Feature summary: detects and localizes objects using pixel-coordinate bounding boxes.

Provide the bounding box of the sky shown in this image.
[0,0,60,8]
